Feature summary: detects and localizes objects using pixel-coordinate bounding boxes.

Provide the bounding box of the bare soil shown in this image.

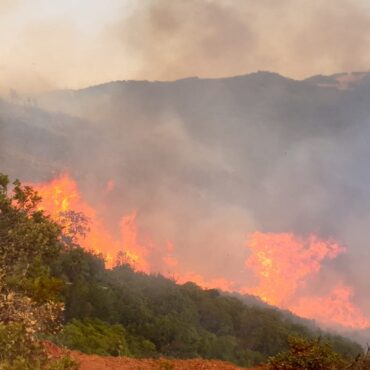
[45,342,263,370]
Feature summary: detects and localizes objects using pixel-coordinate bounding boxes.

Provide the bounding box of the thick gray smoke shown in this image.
[2,71,370,330]
[2,0,370,343]
[2,0,370,92]
[114,0,370,80]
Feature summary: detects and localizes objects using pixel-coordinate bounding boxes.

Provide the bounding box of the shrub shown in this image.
[56,319,131,356]
[268,336,350,370]
[0,174,75,369]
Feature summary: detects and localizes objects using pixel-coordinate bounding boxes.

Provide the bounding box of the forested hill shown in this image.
[51,246,362,368]
[3,71,370,363]
[0,168,367,368]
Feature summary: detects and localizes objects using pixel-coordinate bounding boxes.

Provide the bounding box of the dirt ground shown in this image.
[46,342,263,370]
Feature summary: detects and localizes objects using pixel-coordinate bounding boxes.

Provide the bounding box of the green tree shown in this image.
[56,319,131,356]
[268,336,350,370]
[0,173,74,369]
[0,174,62,299]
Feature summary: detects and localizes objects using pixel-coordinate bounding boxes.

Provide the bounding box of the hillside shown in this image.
[2,71,370,335]
[48,245,362,368]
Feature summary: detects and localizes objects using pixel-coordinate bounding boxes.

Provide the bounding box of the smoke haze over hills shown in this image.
[2,71,370,334]
[2,0,370,92]
[3,0,370,343]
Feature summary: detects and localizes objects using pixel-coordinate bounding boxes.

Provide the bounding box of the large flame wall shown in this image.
[32,173,370,330]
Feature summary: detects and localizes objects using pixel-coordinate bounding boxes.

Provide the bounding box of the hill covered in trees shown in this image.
[57,251,365,366]
[0,172,369,369]
[2,72,370,332]
[50,245,363,367]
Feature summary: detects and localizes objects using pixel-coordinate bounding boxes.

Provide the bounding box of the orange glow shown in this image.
[292,284,370,329]
[162,241,178,269]
[105,180,115,193]
[31,173,370,329]
[245,232,344,306]
[245,232,369,328]
[33,173,94,218]
[32,173,148,271]
[120,212,150,273]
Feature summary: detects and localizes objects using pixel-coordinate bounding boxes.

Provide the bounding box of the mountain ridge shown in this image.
[2,69,370,337]
[32,70,370,96]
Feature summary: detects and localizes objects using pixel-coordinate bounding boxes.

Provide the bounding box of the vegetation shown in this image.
[268,336,348,369]
[50,244,363,367]
[55,319,131,356]
[0,173,367,368]
[269,336,370,370]
[0,174,75,369]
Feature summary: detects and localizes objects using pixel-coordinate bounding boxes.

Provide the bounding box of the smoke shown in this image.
[3,0,370,331]
[2,0,370,93]
[4,67,370,329]
[114,0,370,80]
[0,0,19,14]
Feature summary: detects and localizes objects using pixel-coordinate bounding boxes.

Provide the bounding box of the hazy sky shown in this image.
[2,0,370,92]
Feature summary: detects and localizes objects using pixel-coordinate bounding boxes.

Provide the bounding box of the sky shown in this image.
[2,0,370,92]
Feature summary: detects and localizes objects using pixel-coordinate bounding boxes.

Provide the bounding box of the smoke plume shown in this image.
[2,0,370,93]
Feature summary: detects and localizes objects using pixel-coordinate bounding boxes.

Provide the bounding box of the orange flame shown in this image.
[163,241,178,269]
[245,232,369,329]
[245,232,344,306]
[120,212,150,273]
[31,173,370,329]
[292,284,370,329]
[32,173,149,271]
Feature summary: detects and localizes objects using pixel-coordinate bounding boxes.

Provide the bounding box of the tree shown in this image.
[268,336,351,370]
[56,319,131,356]
[0,173,75,369]
[0,174,62,296]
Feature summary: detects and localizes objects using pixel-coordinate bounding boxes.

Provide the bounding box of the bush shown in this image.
[0,322,44,369]
[0,174,75,369]
[56,319,131,356]
[0,323,77,370]
[268,336,350,370]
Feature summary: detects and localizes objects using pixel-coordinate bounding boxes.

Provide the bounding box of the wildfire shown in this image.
[245,232,369,329]
[32,173,149,271]
[120,212,150,273]
[292,284,370,329]
[245,232,344,306]
[31,173,370,330]
[162,241,178,269]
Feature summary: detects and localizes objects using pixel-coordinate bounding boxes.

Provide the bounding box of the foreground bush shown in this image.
[268,336,368,370]
[55,318,157,359]
[0,174,76,369]
[56,319,131,356]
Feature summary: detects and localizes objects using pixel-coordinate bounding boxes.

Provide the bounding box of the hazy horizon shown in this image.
[3,0,370,93]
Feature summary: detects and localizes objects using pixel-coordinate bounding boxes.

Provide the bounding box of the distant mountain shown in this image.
[2,71,370,336]
[304,71,370,90]
[0,98,100,181]
[31,69,370,235]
